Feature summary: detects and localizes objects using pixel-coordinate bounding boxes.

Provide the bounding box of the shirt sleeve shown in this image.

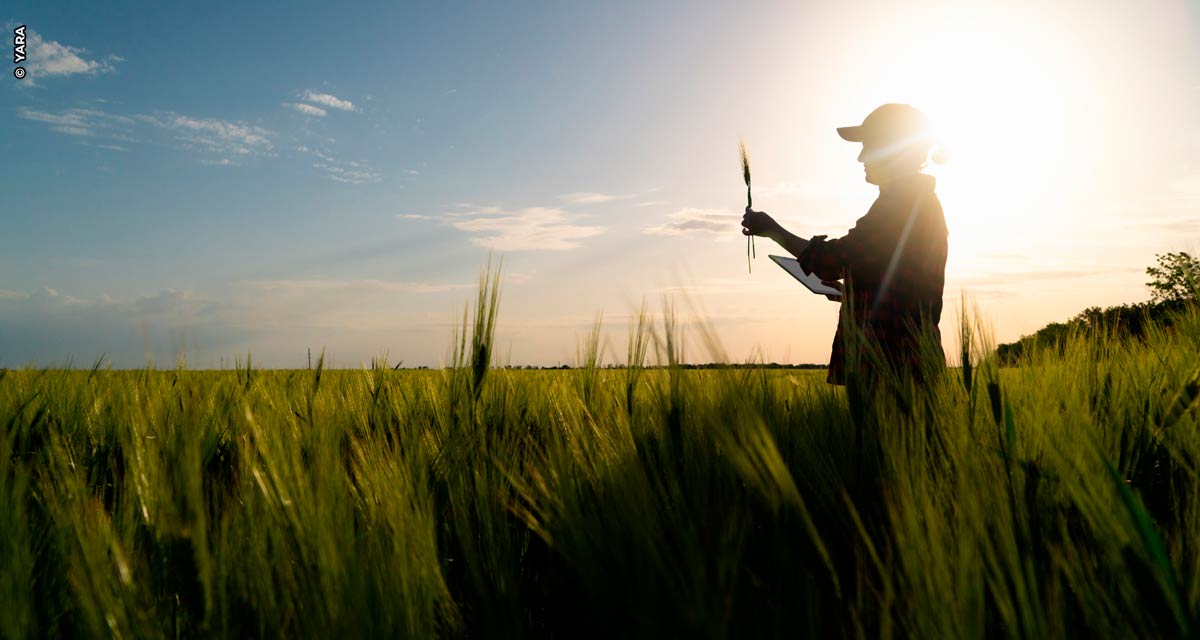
[796,234,838,280]
[798,202,904,281]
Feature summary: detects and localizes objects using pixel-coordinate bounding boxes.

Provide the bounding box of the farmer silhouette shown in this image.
[742,104,948,385]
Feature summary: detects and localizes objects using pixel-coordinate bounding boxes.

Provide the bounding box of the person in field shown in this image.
[741,103,948,385]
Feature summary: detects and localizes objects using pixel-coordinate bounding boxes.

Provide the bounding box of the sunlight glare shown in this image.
[841,7,1100,251]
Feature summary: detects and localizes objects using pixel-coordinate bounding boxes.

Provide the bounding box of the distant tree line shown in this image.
[997,252,1198,364]
[499,362,828,371]
[385,363,827,371]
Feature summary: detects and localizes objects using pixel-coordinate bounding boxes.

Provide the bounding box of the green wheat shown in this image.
[740,141,755,273]
[2,267,1199,637]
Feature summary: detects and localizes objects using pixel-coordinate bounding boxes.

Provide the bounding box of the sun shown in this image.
[838,6,1102,251]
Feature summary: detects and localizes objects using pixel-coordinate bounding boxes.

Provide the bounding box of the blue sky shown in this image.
[3,0,1199,368]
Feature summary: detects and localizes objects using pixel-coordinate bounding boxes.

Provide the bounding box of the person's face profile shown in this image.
[858,137,890,162]
[858,140,888,184]
[858,137,927,186]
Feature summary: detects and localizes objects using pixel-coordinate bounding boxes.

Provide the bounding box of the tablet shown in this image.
[768,255,842,297]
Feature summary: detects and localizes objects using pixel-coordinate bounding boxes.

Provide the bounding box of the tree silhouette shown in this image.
[997,253,1198,364]
[1146,251,1200,304]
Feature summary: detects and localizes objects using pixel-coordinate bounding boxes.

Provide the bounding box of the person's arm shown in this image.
[742,207,812,257]
[742,207,845,301]
[766,225,810,260]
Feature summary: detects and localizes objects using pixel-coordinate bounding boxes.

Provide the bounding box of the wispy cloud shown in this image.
[16,108,83,127]
[396,213,436,221]
[643,208,734,238]
[21,29,122,81]
[298,147,380,184]
[18,95,374,175]
[946,265,1142,296]
[445,205,503,217]
[242,279,475,294]
[284,102,328,117]
[1114,167,1200,234]
[51,125,93,137]
[653,277,796,296]
[1133,217,1200,234]
[316,163,380,184]
[167,115,273,155]
[558,191,633,205]
[300,90,358,112]
[138,112,274,160]
[0,286,248,367]
[754,180,829,198]
[451,207,605,251]
[17,106,135,138]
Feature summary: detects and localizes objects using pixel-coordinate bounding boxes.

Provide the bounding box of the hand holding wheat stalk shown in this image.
[740,141,755,274]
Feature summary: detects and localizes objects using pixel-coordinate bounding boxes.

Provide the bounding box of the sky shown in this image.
[2,0,1199,369]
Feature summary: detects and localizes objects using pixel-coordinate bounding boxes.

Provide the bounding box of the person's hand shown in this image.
[741,206,778,238]
[821,280,843,302]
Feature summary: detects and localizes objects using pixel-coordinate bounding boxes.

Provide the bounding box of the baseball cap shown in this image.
[837,103,932,146]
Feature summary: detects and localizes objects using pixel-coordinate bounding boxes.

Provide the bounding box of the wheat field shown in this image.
[2,268,1199,638]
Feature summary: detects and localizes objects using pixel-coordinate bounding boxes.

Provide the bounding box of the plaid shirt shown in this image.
[797,173,947,385]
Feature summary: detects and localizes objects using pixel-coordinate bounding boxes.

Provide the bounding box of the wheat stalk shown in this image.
[740,142,755,273]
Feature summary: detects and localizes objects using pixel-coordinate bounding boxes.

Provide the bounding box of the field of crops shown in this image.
[3,274,1200,638]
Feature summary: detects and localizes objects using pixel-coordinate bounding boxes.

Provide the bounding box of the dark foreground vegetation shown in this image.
[3,265,1200,638]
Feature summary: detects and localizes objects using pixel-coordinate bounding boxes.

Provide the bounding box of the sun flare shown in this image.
[839,7,1101,250]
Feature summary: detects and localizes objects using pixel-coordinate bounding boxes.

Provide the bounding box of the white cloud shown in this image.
[18,98,379,178]
[51,125,93,136]
[242,279,475,294]
[445,205,503,217]
[1129,217,1200,235]
[18,107,88,127]
[452,207,606,251]
[558,191,633,205]
[300,90,358,112]
[0,286,243,368]
[293,146,379,184]
[285,102,328,117]
[0,280,490,368]
[18,107,135,137]
[169,115,272,154]
[1098,166,1200,244]
[397,213,436,221]
[21,30,121,80]
[140,112,274,159]
[945,265,1143,300]
[133,288,194,314]
[653,277,796,296]
[643,208,735,238]
[313,160,380,184]
[754,180,829,198]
